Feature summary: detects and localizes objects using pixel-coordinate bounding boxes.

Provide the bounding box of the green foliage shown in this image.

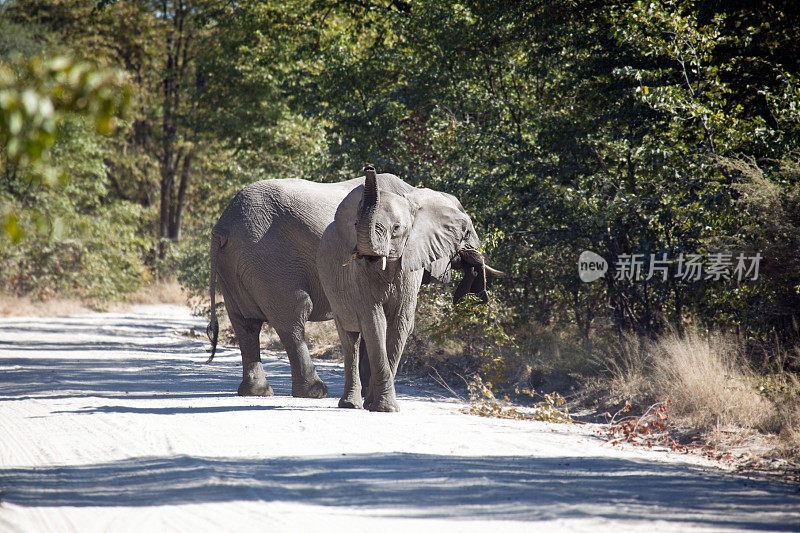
[0,13,145,299]
[1,111,150,300]
[426,292,515,385]
[0,200,150,300]
[703,155,800,341]
[2,0,800,388]
[0,52,130,241]
[0,54,129,167]
[294,0,800,366]
[175,224,213,301]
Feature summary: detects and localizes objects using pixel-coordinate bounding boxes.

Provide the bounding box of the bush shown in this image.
[0,201,151,301]
[601,328,799,441]
[652,331,775,432]
[175,224,212,302]
[402,285,517,388]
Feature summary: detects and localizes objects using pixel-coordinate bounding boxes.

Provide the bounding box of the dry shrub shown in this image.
[650,331,775,432]
[124,280,188,305]
[304,321,341,358]
[779,403,800,452]
[227,320,340,358]
[0,281,190,317]
[259,321,341,358]
[463,375,573,423]
[600,328,800,459]
[751,370,800,454]
[511,323,596,387]
[0,293,92,316]
[196,293,340,359]
[402,287,463,371]
[598,332,653,404]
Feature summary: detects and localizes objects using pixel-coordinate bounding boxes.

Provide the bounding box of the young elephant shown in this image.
[317,166,501,412]
[207,170,496,401]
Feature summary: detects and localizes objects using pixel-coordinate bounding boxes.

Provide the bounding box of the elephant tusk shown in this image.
[382,256,387,270]
[484,265,505,276]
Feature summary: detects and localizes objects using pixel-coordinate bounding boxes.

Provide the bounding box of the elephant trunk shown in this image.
[454,266,479,303]
[356,165,381,256]
[453,248,505,303]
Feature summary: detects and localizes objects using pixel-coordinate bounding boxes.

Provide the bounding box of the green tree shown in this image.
[296,0,800,356]
[0,24,130,241]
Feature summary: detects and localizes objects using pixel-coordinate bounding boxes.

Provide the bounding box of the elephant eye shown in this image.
[392,223,402,234]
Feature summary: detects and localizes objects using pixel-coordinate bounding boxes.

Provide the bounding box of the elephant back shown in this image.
[214,178,355,244]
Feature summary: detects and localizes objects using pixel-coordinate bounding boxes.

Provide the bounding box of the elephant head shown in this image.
[339,165,502,292]
[451,248,504,304]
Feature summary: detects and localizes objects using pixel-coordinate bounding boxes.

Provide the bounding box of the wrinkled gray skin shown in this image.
[208,172,494,406]
[317,168,490,412]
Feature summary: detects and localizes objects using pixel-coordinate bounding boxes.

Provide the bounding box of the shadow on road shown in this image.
[1,453,798,529]
[0,312,438,403]
[1,311,799,530]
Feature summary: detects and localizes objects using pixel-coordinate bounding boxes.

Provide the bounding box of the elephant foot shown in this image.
[363,389,375,409]
[367,396,399,412]
[238,379,274,397]
[338,391,363,409]
[292,378,328,399]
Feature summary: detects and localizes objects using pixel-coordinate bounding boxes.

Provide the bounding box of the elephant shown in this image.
[317,165,502,412]
[206,168,500,404]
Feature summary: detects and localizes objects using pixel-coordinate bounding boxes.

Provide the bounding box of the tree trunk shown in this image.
[157,0,190,259]
[168,149,192,241]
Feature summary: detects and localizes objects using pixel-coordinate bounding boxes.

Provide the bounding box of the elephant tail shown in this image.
[205,234,220,364]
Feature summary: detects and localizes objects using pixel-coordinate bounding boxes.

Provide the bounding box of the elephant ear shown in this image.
[426,257,453,283]
[402,188,472,273]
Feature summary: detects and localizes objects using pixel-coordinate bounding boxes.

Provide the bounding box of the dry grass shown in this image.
[304,321,341,358]
[212,309,341,360]
[257,321,340,358]
[779,404,800,452]
[0,280,189,317]
[0,293,93,317]
[123,280,188,306]
[650,331,775,432]
[600,332,653,403]
[602,327,800,457]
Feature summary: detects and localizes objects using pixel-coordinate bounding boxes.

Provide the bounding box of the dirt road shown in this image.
[0,305,797,532]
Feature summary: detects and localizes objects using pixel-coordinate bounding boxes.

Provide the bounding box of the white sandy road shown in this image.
[0,305,797,533]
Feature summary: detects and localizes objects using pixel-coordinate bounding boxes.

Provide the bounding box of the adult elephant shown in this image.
[207,167,499,402]
[317,166,502,412]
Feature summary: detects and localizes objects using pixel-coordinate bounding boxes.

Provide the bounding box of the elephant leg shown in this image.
[360,307,398,412]
[335,319,362,409]
[367,306,415,407]
[358,337,371,398]
[230,313,274,397]
[275,325,328,399]
[387,307,415,378]
[365,297,416,407]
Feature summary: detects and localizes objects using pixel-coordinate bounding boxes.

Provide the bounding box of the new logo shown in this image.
[578,251,608,282]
